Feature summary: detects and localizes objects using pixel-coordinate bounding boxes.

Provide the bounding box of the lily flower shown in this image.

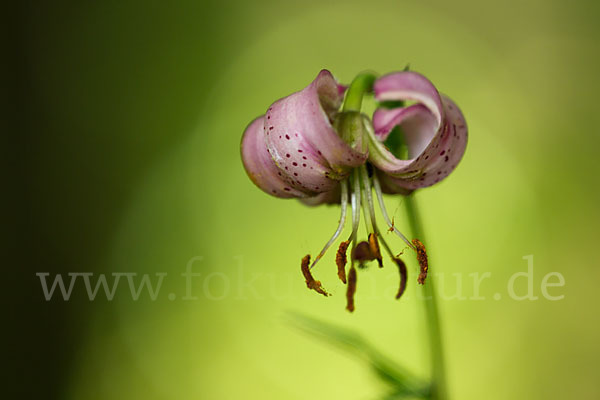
[241,69,467,311]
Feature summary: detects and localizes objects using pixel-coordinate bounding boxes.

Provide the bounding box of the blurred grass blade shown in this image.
[286,312,429,397]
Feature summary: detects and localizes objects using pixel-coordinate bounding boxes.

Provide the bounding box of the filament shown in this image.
[360,174,373,235]
[309,179,349,269]
[372,172,415,250]
[348,170,362,243]
[359,165,394,259]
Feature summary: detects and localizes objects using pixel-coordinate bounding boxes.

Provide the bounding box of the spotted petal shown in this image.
[241,117,306,197]
[242,70,368,200]
[368,71,468,192]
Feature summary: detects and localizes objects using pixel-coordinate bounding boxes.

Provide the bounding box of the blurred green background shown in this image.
[13,0,600,399]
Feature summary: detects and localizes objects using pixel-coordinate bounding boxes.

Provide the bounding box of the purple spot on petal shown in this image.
[286,153,290,158]
[292,162,298,166]
[285,134,290,140]
[302,163,307,167]
[440,150,445,156]
[445,156,449,162]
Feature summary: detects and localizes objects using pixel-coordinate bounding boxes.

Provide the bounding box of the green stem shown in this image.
[404,193,447,400]
[342,72,377,112]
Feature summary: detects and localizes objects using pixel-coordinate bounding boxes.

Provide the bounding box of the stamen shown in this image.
[371,172,416,250]
[309,180,349,270]
[336,240,350,284]
[359,165,384,267]
[368,233,383,268]
[301,255,330,296]
[393,257,408,299]
[360,179,373,235]
[352,241,376,266]
[346,265,357,312]
[359,165,410,299]
[412,239,429,284]
[348,170,362,243]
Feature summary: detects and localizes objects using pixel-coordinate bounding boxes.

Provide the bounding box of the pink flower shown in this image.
[241,69,467,311]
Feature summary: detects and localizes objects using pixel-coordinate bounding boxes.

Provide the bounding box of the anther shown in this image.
[336,240,350,284]
[412,239,429,285]
[388,216,395,232]
[346,266,357,312]
[301,255,330,296]
[393,257,407,299]
[368,233,383,268]
[352,241,376,266]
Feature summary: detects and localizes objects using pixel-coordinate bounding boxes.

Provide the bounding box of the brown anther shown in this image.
[368,233,383,268]
[346,266,357,312]
[388,216,395,232]
[300,255,329,296]
[352,241,376,263]
[412,239,429,285]
[393,257,407,299]
[336,240,350,284]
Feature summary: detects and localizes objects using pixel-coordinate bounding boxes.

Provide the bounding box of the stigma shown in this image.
[300,163,428,312]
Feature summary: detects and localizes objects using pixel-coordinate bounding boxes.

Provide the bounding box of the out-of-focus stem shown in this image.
[404,193,447,400]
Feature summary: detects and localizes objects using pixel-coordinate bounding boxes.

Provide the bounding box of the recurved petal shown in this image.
[368,71,467,191]
[374,71,443,126]
[265,70,368,190]
[241,116,307,198]
[372,103,438,154]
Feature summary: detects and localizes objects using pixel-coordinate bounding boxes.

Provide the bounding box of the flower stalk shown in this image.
[405,193,447,400]
[342,72,377,112]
